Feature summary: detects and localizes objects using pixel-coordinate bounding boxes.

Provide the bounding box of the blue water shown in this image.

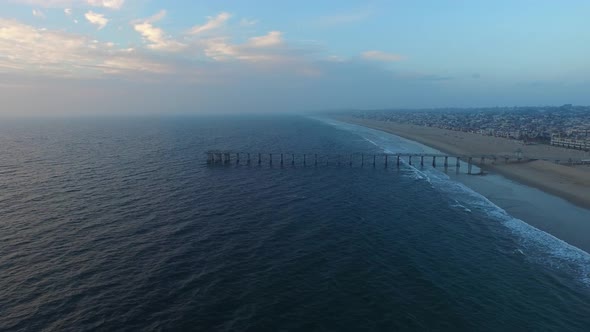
[1,115,589,331]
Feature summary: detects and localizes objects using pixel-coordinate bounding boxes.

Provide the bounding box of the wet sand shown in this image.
[339,117,590,210]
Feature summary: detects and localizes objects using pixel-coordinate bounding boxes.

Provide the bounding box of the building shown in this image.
[551,135,590,150]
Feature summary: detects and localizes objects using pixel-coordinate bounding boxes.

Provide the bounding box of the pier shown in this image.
[205,150,529,175]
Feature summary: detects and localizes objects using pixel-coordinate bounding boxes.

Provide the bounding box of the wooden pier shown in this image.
[205,150,524,175]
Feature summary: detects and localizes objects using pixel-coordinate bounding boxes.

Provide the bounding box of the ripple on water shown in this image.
[1,117,590,331]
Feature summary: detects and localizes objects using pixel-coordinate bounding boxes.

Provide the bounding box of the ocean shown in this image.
[1,115,589,331]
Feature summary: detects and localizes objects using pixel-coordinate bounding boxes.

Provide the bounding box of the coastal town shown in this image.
[351,105,590,151]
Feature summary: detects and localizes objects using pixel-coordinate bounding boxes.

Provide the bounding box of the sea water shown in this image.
[1,115,589,331]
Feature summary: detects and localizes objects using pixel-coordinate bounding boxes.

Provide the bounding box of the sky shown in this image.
[1,0,590,115]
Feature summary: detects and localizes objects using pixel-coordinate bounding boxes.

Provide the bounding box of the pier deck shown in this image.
[205,150,534,175]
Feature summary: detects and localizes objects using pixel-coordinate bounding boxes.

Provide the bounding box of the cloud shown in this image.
[64,8,72,15]
[9,0,72,6]
[203,31,289,62]
[97,57,172,74]
[362,50,405,62]
[139,9,167,24]
[316,8,372,26]
[0,18,172,78]
[133,11,186,52]
[189,12,231,34]
[32,9,45,18]
[240,19,258,27]
[202,38,238,61]
[85,11,108,29]
[86,0,124,10]
[10,0,124,10]
[327,55,347,62]
[0,16,473,116]
[248,31,283,47]
[202,39,270,62]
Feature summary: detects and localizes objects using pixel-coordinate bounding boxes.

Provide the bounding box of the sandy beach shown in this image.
[339,117,590,210]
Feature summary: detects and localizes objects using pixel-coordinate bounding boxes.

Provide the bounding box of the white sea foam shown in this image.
[318,117,590,286]
[362,137,379,148]
[424,168,590,286]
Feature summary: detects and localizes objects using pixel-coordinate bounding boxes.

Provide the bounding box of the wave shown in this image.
[423,167,590,286]
[320,117,590,287]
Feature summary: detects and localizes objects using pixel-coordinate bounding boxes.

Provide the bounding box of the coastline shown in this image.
[336,116,590,210]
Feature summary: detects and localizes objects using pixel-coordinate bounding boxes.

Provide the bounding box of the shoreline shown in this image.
[336,116,590,211]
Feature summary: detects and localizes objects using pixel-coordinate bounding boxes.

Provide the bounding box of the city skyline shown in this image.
[2,0,590,115]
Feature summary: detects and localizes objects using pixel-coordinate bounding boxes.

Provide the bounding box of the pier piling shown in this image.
[205,151,547,172]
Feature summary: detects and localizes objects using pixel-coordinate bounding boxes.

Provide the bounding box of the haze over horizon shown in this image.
[2,0,590,116]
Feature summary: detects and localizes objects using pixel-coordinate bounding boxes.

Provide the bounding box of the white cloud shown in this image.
[316,8,372,26]
[11,0,124,10]
[64,8,72,15]
[98,57,171,74]
[203,31,290,63]
[189,12,231,34]
[86,0,124,10]
[85,11,108,29]
[202,38,238,61]
[0,12,318,82]
[248,31,283,47]
[362,50,405,62]
[240,19,258,27]
[32,9,45,18]
[327,55,346,62]
[203,38,276,62]
[142,9,167,24]
[0,18,171,77]
[9,0,71,6]
[133,11,186,52]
